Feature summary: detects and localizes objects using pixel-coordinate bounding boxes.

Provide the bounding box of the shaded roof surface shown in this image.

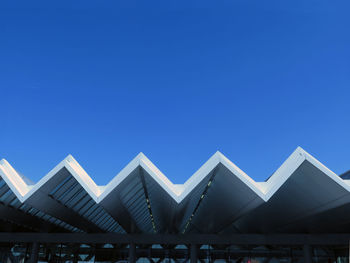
[1,147,349,235]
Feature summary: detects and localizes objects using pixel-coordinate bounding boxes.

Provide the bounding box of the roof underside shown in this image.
[1,147,350,235]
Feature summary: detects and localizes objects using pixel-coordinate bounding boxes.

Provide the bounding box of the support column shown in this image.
[190,244,198,263]
[73,251,79,263]
[29,242,39,263]
[303,244,312,263]
[129,243,136,263]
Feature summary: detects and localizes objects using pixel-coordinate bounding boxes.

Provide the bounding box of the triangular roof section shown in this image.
[0,147,347,204]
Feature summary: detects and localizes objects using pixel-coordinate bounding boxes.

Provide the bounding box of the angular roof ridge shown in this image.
[0,147,344,204]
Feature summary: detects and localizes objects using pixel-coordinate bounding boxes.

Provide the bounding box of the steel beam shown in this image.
[0,233,349,245]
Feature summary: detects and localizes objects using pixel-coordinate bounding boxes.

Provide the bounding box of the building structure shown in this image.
[0,147,349,262]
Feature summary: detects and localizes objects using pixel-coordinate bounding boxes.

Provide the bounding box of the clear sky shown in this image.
[0,1,349,184]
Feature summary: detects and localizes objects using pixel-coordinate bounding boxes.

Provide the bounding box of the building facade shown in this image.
[0,148,349,262]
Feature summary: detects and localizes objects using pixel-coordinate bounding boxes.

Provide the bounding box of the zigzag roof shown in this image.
[0,147,349,234]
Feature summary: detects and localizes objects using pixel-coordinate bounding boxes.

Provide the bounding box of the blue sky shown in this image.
[0,1,349,184]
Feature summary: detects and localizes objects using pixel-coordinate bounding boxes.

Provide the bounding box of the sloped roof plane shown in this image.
[1,147,349,234]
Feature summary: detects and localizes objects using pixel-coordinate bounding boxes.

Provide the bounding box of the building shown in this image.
[0,147,349,262]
